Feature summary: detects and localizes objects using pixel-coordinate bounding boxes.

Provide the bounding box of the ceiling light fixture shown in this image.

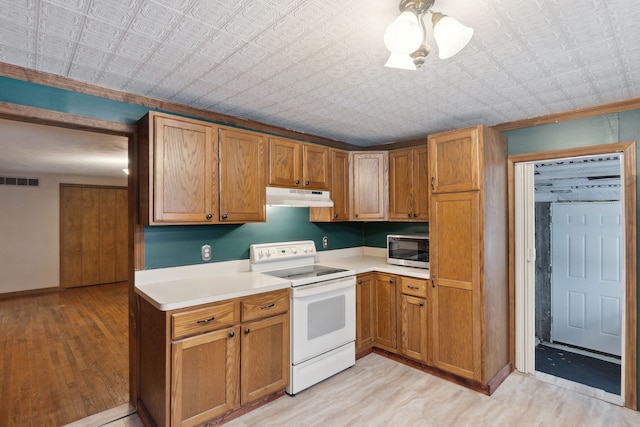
[384,0,473,70]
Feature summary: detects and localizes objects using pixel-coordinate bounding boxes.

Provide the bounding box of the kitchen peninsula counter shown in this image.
[135,246,429,311]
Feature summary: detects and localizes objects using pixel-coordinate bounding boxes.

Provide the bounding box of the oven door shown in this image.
[291,276,356,365]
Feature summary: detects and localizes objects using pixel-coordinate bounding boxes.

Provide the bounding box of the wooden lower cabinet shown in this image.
[241,313,289,404]
[399,277,429,364]
[171,327,240,427]
[373,273,397,352]
[355,273,374,354]
[138,289,290,427]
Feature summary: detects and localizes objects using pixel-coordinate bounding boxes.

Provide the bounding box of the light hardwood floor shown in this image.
[99,352,640,427]
[0,282,129,426]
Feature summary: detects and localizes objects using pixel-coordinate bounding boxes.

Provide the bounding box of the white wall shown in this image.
[0,173,127,294]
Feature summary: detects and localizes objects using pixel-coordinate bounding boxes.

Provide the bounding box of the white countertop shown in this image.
[135,272,291,311]
[135,246,429,311]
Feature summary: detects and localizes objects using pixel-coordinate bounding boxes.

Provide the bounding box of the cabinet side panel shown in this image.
[480,126,510,379]
[139,298,170,427]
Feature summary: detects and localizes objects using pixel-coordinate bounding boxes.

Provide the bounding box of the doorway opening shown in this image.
[0,116,135,425]
[511,142,637,409]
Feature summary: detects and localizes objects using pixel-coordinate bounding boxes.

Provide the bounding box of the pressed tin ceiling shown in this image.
[0,0,639,147]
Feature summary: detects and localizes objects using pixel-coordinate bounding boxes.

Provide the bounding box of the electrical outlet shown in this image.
[201,244,212,261]
[322,236,329,248]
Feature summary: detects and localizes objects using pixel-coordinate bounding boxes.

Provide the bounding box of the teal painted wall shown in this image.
[144,207,363,269]
[1,75,638,407]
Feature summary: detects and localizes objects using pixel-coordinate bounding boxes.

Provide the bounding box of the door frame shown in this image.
[508,141,637,409]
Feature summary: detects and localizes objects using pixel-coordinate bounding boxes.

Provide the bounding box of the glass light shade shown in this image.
[384,52,416,70]
[384,11,423,55]
[433,15,474,59]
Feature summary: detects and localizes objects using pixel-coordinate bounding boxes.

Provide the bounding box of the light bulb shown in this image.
[384,11,423,55]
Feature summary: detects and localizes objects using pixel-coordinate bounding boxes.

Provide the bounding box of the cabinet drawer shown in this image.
[172,301,239,339]
[242,289,289,322]
[401,277,427,298]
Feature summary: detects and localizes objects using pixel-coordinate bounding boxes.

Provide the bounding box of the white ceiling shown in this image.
[0,0,639,147]
[0,118,128,178]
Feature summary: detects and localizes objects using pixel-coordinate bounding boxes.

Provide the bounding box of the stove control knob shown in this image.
[258,250,264,259]
[266,250,272,258]
[291,247,298,254]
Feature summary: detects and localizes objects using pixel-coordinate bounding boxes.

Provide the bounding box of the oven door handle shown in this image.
[292,277,355,298]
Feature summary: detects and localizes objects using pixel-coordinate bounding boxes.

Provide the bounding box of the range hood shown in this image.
[265,187,333,207]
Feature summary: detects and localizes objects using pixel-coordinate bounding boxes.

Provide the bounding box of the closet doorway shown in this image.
[510,142,637,409]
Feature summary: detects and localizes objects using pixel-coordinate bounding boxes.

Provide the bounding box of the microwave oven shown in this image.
[387,234,429,269]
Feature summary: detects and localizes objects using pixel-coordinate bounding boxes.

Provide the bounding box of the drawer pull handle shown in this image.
[260,303,276,310]
[408,285,419,290]
[245,328,251,334]
[196,316,215,324]
[419,302,425,307]
[229,331,235,338]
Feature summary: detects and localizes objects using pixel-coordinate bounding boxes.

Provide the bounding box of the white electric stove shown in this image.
[250,241,356,395]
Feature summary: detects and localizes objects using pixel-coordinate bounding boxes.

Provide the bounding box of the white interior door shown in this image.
[551,202,623,356]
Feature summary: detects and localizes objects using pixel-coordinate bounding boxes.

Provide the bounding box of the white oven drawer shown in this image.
[291,276,356,365]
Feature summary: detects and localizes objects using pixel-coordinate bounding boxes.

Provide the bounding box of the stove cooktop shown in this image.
[262,264,350,281]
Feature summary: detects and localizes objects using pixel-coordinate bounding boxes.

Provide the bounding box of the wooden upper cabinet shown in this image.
[428,127,480,193]
[309,149,350,222]
[303,144,330,189]
[268,137,330,190]
[138,112,218,225]
[268,137,302,188]
[219,128,266,223]
[350,151,388,221]
[388,145,429,221]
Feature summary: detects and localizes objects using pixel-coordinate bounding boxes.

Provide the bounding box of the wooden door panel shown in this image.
[356,273,374,353]
[400,294,428,363]
[219,129,266,222]
[269,137,301,187]
[303,144,330,189]
[172,327,240,427]
[81,187,101,286]
[430,191,481,381]
[154,116,216,223]
[373,274,397,351]
[428,128,480,193]
[388,148,413,220]
[60,186,83,288]
[241,314,289,404]
[413,145,429,220]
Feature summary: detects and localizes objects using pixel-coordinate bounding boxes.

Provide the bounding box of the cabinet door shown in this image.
[309,149,349,222]
[268,137,302,188]
[303,144,330,189]
[430,191,482,381]
[373,273,397,352]
[388,148,414,220]
[219,128,266,222]
[356,273,374,354]
[171,327,240,427]
[412,145,429,221]
[350,152,388,221]
[400,294,428,363]
[241,313,289,404]
[153,115,218,223]
[331,149,350,220]
[428,127,480,193]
